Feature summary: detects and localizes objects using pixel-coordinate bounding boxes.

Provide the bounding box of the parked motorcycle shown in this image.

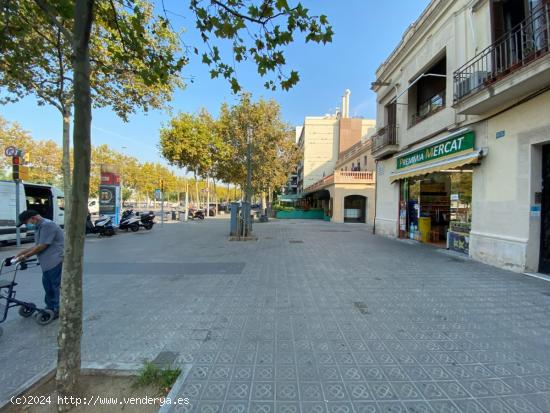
[139,211,155,230]
[188,208,204,220]
[86,213,115,236]
[119,209,141,232]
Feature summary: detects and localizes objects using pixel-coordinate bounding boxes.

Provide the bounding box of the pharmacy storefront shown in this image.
[390,130,483,254]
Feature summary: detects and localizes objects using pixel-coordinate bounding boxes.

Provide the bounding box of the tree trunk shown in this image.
[56,0,94,405]
[261,191,267,211]
[205,175,209,219]
[61,108,72,227]
[213,179,218,215]
[194,171,199,210]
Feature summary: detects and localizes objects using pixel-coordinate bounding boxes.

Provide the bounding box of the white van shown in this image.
[0,181,65,245]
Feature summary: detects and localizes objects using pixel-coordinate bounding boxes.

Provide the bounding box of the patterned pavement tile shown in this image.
[4,220,550,413]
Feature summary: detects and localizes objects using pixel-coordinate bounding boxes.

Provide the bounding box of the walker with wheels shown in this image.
[0,256,56,337]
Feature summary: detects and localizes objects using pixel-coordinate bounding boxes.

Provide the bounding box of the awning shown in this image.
[390,150,482,183]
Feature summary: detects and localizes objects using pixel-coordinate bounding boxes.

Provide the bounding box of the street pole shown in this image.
[15,179,21,247]
[206,174,210,220]
[161,180,164,227]
[244,127,253,236]
[184,180,189,222]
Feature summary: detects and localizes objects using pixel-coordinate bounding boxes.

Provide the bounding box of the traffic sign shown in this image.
[4,146,16,157]
[19,165,29,180]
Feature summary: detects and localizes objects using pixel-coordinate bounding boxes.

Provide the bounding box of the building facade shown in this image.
[372,0,550,273]
[296,90,376,193]
[303,136,377,224]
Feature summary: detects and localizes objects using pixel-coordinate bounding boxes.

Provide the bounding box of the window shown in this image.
[364,156,368,169]
[57,197,65,211]
[409,55,447,127]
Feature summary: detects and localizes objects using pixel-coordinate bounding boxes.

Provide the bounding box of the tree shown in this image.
[217,93,299,198]
[189,0,333,92]
[0,117,63,184]
[0,0,185,217]
[1,0,331,404]
[159,110,224,205]
[54,0,94,402]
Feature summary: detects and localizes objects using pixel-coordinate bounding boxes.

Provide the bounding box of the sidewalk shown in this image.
[2,219,550,412]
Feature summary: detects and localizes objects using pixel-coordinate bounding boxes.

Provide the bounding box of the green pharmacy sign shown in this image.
[397,131,475,169]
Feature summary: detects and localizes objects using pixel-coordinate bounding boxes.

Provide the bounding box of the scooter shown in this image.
[139,211,155,230]
[0,257,56,337]
[86,213,115,236]
[119,209,141,232]
[188,208,204,220]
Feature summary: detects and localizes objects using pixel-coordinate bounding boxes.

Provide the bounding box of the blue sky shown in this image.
[2,0,430,167]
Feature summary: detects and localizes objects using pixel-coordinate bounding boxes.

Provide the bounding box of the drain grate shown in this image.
[353,301,369,315]
[289,240,304,244]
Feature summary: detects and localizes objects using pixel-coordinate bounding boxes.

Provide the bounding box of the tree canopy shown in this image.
[217,93,299,193]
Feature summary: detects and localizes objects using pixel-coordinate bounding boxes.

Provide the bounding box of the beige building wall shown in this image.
[325,185,376,225]
[300,117,376,191]
[300,117,340,190]
[471,90,550,272]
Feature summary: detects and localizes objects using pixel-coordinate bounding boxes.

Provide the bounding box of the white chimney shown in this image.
[344,89,351,118]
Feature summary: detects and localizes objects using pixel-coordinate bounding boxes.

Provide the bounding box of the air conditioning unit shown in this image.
[456,71,488,98]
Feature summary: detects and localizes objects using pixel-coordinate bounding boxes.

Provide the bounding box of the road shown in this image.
[1,218,550,413]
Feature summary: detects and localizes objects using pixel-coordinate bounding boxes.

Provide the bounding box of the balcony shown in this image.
[371,124,399,159]
[303,171,375,194]
[338,138,371,164]
[453,2,550,114]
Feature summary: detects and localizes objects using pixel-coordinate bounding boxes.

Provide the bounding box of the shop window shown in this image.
[399,169,472,253]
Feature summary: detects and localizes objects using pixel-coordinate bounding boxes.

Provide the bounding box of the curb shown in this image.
[157,363,192,413]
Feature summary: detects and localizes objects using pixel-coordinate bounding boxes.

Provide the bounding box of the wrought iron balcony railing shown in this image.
[454,2,550,102]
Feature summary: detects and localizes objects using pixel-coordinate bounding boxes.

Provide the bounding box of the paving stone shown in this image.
[4,220,550,413]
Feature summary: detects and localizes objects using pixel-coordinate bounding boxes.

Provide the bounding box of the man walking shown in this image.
[15,210,64,319]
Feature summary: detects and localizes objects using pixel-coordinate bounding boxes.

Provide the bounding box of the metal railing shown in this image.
[454,2,550,102]
[372,124,398,153]
[338,138,372,164]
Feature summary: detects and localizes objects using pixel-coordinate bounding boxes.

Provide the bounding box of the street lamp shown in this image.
[243,127,253,237]
[120,146,127,207]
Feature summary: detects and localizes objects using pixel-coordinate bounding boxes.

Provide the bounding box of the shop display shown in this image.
[399,171,472,252]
